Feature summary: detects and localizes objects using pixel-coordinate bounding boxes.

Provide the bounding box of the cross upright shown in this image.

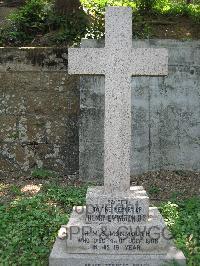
[68,7,168,194]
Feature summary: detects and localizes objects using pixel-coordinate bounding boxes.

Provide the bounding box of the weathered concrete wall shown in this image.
[1,41,200,179]
[80,39,200,180]
[0,48,79,177]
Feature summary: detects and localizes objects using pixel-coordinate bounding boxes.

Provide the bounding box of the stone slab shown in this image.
[85,186,149,223]
[69,7,168,194]
[49,238,186,266]
[79,40,200,181]
[66,207,171,254]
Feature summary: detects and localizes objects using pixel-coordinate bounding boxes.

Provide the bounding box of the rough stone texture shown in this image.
[85,186,149,223]
[69,7,167,192]
[0,41,199,179]
[66,207,171,254]
[0,48,69,72]
[50,8,186,266]
[80,39,200,180]
[50,239,186,266]
[0,48,79,177]
[0,7,16,27]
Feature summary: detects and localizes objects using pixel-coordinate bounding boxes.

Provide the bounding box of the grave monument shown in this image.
[50,6,186,266]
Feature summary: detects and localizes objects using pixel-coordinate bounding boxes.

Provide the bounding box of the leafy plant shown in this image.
[148,185,160,195]
[153,0,200,22]
[9,185,23,196]
[187,3,200,22]
[160,197,200,265]
[0,0,88,46]
[82,0,138,39]
[0,180,199,265]
[0,184,87,265]
[1,0,200,46]
[31,168,57,178]
[136,0,158,12]
[170,191,184,201]
[5,0,53,44]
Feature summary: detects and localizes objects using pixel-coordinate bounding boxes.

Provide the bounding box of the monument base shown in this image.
[49,238,186,266]
[66,207,171,253]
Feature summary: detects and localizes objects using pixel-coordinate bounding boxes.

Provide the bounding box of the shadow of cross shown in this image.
[68,7,168,194]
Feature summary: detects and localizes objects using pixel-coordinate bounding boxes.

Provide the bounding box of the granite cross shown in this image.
[68,7,168,193]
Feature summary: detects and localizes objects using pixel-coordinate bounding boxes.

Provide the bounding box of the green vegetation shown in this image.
[82,0,200,18]
[31,168,58,178]
[160,198,200,266]
[153,0,200,20]
[0,0,88,46]
[0,183,87,265]
[0,0,200,46]
[81,0,200,39]
[0,180,199,265]
[148,185,160,195]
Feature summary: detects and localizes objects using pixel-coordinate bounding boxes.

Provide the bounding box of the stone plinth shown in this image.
[66,207,170,254]
[50,239,186,266]
[86,186,149,223]
[49,185,186,265]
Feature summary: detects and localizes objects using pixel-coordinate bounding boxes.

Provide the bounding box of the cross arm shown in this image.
[130,48,168,76]
[68,48,105,75]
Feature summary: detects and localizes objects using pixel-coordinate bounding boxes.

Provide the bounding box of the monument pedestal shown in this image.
[50,6,186,266]
[50,239,186,266]
[49,186,186,266]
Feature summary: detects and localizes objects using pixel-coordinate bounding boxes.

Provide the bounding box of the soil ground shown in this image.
[131,170,200,205]
[142,15,200,39]
[1,170,199,205]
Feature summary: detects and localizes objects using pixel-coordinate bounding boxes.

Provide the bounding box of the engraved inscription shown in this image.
[86,199,147,223]
[68,224,168,253]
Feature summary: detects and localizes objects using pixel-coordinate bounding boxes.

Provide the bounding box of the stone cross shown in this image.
[68,7,168,193]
